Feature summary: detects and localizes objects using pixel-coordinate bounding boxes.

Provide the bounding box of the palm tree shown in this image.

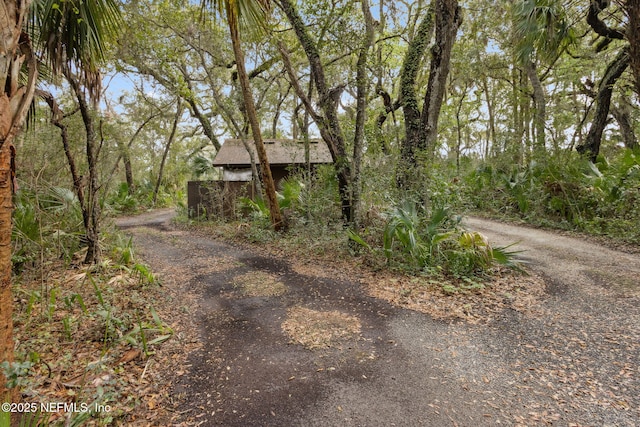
[0,0,121,404]
[513,0,574,158]
[205,0,283,230]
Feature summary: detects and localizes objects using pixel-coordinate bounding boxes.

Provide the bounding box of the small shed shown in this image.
[188,138,333,218]
[212,138,333,187]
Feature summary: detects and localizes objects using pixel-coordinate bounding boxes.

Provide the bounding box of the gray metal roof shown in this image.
[212,139,333,167]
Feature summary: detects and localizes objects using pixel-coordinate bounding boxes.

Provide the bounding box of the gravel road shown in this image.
[119,211,640,426]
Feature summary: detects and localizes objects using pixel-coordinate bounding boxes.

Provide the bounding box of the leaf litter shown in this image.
[190,220,639,425]
[281,307,361,349]
[13,257,191,425]
[231,271,287,297]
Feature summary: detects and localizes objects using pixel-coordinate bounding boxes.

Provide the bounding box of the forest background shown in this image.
[2,0,640,422]
[16,0,640,246]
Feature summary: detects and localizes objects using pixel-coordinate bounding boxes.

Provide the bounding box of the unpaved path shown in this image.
[464,217,640,297]
[118,210,640,426]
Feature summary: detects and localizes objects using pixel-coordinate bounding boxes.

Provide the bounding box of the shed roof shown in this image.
[212,139,333,167]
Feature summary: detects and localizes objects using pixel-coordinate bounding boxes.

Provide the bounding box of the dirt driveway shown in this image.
[118,211,640,426]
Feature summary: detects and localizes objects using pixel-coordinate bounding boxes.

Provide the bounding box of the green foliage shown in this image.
[350,200,521,276]
[123,308,173,356]
[491,244,525,271]
[46,262,168,351]
[105,180,186,215]
[17,411,50,427]
[460,150,640,243]
[0,406,7,427]
[289,166,342,226]
[513,0,576,63]
[277,178,304,210]
[191,155,216,178]
[12,197,41,272]
[240,196,270,220]
[12,241,172,424]
[382,202,458,267]
[110,235,135,265]
[0,361,33,389]
[132,263,156,285]
[241,170,340,231]
[108,183,139,213]
[347,229,371,250]
[12,185,84,273]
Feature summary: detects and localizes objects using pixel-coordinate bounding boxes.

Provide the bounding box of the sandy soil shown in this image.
[118,210,640,426]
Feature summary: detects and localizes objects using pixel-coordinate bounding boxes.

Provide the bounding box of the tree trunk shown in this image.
[399,0,460,188]
[524,60,546,156]
[67,72,102,264]
[570,81,588,153]
[121,143,134,193]
[577,48,630,162]
[510,65,523,164]
[153,100,182,205]
[228,19,283,230]
[272,87,289,139]
[39,91,91,238]
[610,99,638,150]
[0,142,15,406]
[182,74,221,151]
[628,0,640,96]
[304,81,312,175]
[108,111,161,192]
[1,0,37,401]
[278,0,353,224]
[481,76,496,156]
[398,4,435,187]
[350,0,375,227]
[199,53,263,196]
[523,91,531,162]
[455,87,466,175]
[420,0,462,155]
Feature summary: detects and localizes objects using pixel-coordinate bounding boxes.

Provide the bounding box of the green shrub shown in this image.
[458,149,640,242]
[351,200,521,276]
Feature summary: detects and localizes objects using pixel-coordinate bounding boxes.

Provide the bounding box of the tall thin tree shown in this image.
[204,0,283,230]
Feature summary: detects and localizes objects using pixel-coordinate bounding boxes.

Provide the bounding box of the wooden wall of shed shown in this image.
[188,181,257,219]
[271,166,289,189]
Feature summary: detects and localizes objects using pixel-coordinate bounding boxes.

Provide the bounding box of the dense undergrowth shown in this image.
[460,149,640,244]
[183,164,522,295]
[106,181,186,215]
[7,187,171,426]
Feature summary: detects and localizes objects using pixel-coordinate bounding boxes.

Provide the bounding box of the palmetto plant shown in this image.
[277,179,304,210]
[349,200,522,275]
[383,201,458,268]
[241,180,304,222]
[383,201,425,262]
[12,185,85,272]
[12,198,41,271]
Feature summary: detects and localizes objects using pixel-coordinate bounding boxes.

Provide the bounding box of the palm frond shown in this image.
[36,0,122,99]
[491,243,526,271]
[201,0,270,35]
[512,0,574,64]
